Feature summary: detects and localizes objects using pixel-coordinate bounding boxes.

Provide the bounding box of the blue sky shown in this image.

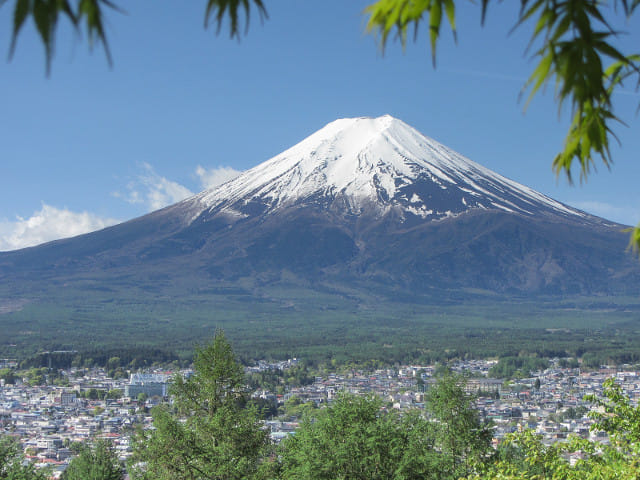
[1,1,639,250]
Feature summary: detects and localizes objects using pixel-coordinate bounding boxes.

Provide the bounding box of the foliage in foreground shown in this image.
[0,436,47,480]
[127,331,493,479]
[128,331,270,480]
[278,376,492,480]
[469,377,640,479]
[61,439,123,480]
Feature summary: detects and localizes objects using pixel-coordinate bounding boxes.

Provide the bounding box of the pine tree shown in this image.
[129,331,269,480]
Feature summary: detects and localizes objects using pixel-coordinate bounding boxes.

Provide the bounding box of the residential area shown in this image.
[0,357,636,477]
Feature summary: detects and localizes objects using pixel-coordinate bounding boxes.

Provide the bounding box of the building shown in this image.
[124,373,169,399]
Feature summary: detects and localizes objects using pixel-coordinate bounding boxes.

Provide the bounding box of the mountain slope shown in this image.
[0,115,637,300]
[194,115,593,224]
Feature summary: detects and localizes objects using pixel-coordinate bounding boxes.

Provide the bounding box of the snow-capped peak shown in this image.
[194,115,589,222]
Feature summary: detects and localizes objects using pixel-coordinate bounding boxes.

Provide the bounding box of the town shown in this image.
[1,357,636,478]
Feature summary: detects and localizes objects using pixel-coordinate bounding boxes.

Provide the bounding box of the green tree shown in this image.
[106,356,120,370]
[247,396,278,419]
[425,373,493,478]
[0,368,16,385]
[61,439,123,480]
[489,356,550,379]
[23,367,46,386]
[471,428,640,479]
[84,387,101,400]
[0,436,48,480]
[129,331,269,480]
[106,388,122,400]
[279,393,412,479]
[279,374,491,480]
[282,395,317,420]
[470,377,640,479]
[586,377,640,447]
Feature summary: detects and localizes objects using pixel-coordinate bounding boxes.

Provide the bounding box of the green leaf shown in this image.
[32,0,56,74]
[626,225,640,253]
[6,0,120,74]
[9,0,30,58]
[443,0,456,42]
[429,0,442,66]
[365,0,456,63]
[522,47,553,108]
[76,0,118,66]
[204,0,267,38]
[480,0,489,25]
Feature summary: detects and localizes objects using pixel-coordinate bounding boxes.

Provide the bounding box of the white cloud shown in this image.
[571,201,639,226]
[113,162,194,211]
[195,165,242,190]
[0,204,120,252]
[1,163,240,252]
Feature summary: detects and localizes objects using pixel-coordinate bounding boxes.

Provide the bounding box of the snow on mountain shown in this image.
[1,115,635,300]
[193,115,590,223]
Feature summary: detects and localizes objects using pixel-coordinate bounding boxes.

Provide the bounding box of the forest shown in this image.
[5,294,640,373]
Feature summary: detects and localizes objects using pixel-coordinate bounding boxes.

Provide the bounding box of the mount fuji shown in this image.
[195,115,585,223]
[1,115,638,304]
